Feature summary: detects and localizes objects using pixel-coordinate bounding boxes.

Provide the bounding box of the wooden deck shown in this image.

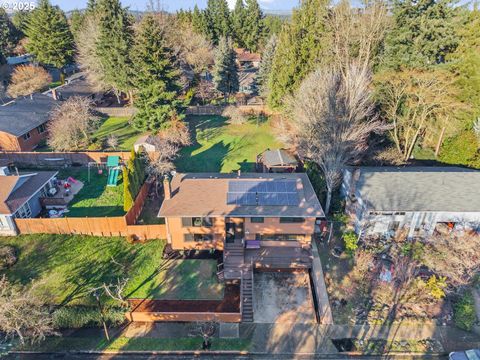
[245,246,313,269]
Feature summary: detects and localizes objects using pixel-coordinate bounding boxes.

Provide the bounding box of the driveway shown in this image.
[253,271,316,323]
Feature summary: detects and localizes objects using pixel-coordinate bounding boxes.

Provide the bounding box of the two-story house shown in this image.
[158,172,324,279]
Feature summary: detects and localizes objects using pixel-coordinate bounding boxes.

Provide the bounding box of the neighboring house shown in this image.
[6,54,33,66]
[238,69,257,95]
[235,48,261,69]
[0,167,57,235]
[257,149,298,173]
[0,94,57,151]
[134,134,156,153]
[158,172,324,278]
[342,167,480,238]
[47,73,101,102]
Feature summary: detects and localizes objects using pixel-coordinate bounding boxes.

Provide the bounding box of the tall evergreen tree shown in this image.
[257,34,277,97]
[192,5,207,35]
[232,0,247,48]
[448,8,480,117]
[204,0,231,45]
[213,36,239,100]
[69,9,84,39]
[25,0,74,69]
[0,9,13,65]
[381,0,460,69]
[96,0,134,96]
[267,0,330,108]
[243,0,264,52]
[86,0,97,12]
[131,14,180,132]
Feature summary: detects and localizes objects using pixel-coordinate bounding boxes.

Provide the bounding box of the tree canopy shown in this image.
[25,0,74,69]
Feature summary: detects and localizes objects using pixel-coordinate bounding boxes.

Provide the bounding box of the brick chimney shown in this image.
[163,175,171,200]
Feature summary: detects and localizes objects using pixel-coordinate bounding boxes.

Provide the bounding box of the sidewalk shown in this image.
[120,321,480,354]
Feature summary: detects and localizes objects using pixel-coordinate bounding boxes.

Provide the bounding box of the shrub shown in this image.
[400,241,424,261]
[0,246,17,270]
[425,275,447,300]
[53,306,125,329]
[440,130,480,169]
[222,106,247,125]
[453,292,477,331]
[343,231,358,256]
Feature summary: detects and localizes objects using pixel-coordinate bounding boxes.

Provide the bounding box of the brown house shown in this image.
[158,172,324,279]
[0,94,57,151]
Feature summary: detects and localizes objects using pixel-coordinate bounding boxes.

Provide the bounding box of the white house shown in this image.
[341,167,480,238]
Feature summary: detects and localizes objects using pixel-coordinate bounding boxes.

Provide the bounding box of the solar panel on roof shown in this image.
[226,180,300,206]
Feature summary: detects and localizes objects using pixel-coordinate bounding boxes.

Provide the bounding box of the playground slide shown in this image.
[107,168,119,186]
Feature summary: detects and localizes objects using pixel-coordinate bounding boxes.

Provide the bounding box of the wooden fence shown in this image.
[186,104,274,116]
[95,107,138,117]
[0,151,132,167]
[15,178,167,240]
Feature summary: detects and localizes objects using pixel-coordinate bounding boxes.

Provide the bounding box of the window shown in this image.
[257,234,305,242]
[192,217,213,227]
[194,234,213,242]
[279,217,305,223]
[184,233,214,242]
[250,217,264,223]
[15,203,32,219]
[22,132,31,140]
[37,124,46,134]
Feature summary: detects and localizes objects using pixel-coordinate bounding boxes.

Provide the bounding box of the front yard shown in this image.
[0,235,223,307]
[319,223,480,329]
[175,115,283,172]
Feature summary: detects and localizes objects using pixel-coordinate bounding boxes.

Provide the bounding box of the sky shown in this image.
[15,0,300,12]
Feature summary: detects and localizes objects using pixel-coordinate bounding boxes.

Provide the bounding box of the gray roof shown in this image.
[159,172,325,218]
[262,149,297,167]
[0,94,57,136]
[54,75,98,100]
[354,167,480,212]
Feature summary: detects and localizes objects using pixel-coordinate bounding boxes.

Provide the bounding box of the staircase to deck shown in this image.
[223,243,245,280]
[242,266,254,322]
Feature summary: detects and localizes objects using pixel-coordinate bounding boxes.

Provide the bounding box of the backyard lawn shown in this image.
[0,234,223,306]
[58,167,124,217]
[175,115,284,172]
[93,116,145,151]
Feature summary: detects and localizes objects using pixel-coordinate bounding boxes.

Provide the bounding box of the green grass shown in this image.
[57,167,124,217]
[93,117,145,151]
[128,259,224,300]
[18,336,251,352]
[175,115,283,172]
[0,234,166,307]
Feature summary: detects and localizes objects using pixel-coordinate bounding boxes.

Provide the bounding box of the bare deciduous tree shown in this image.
[146,120,191,195]
[75,14,110,92]
[7,65,52,98]
[375,69,464,161]
[329,0,389,75]
[106,134,119,150]
[47,96,100,151]
[222,106,247,125]
[291,63,384,214]
[197,79,216,105]
[0,275,58,345]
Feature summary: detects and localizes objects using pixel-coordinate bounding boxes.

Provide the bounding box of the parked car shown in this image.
[449,349,480,360]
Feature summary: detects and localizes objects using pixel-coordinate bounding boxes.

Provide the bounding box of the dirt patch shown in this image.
[253,272,316,323]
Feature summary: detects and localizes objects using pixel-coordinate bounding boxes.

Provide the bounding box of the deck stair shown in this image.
[223,243,245,280]
[241,266,254,322]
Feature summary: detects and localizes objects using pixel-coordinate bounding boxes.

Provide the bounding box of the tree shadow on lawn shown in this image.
[59,240,138,306]
[125,259,222,300]
[176,141,231,173]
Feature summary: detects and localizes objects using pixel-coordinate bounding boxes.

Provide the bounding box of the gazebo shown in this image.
[257,149,298,173]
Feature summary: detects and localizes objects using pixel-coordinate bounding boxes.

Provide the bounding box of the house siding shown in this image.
[165,216,316,250]
[0,126,47,152]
